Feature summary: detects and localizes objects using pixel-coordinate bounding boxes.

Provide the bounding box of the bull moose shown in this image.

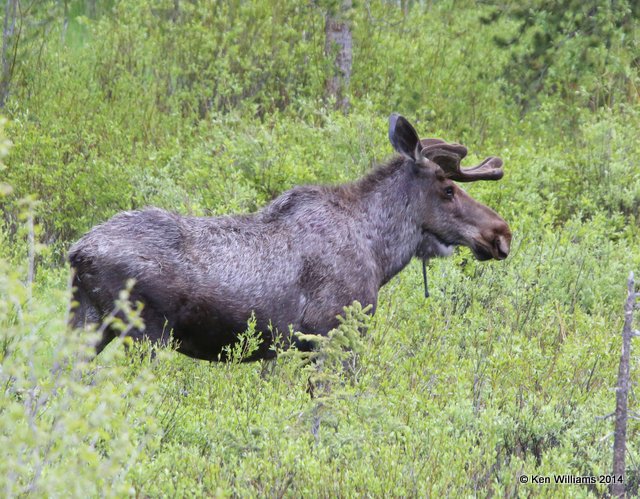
[69,114,511,360]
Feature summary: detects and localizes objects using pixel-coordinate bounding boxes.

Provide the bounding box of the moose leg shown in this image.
[69,281,117,357]
[90,305,171,359]
[94,328,116,355]
[71,274,173,358]
[69,280,101,330]
[123,307,174,358]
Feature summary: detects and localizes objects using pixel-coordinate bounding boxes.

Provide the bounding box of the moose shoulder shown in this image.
[69,114,511,361]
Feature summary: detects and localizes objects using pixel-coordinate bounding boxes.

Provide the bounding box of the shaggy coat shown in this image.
[69,115,511,360]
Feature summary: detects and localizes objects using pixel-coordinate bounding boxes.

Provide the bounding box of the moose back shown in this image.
[69,114,511,360]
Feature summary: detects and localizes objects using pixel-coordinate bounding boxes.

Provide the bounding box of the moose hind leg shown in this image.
[121,307,174,358]
[95,328,116,356]
[70,281,117,356]
[69,281,101,330]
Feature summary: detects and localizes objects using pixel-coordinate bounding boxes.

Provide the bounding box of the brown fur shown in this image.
[69,115,511,361]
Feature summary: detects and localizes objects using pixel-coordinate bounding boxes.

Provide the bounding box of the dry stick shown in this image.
[612,271,636,497]
[26,210,34,301]
[0,0,18,108]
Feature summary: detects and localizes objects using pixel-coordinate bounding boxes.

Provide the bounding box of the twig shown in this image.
[600,431,614,443]
[26,210,34,301]
[596,412,614,421]
[611,271,636,497]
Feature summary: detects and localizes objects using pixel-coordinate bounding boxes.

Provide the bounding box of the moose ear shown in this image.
[388,114,424,163]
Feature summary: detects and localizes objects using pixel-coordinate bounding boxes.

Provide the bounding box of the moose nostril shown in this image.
[494,236,509,259]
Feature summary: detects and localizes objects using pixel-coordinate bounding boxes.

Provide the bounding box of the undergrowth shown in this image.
[1,0,639,496]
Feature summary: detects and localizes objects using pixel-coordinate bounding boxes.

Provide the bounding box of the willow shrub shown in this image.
[1,0,640,496]
[1,208,638,496]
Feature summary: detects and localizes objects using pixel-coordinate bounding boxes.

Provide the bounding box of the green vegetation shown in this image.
[1,0,639,496]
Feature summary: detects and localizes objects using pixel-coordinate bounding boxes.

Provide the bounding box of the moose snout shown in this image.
[473,222,511,261]
[489,222,511,260]
[493,233,510,260]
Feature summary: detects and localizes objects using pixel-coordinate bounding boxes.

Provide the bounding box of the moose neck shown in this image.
[349,158,425,286]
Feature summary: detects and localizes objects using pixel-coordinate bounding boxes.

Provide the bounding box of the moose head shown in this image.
[388,114,511,264]
[70,113,512,361]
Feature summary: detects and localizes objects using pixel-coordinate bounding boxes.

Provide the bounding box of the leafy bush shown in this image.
[488,0,640,111]
[1,0,639,496]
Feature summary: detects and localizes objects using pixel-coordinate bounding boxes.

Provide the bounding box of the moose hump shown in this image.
[69,114,511,361]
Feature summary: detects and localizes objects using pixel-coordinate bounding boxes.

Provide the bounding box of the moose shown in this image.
[69,114,511,360]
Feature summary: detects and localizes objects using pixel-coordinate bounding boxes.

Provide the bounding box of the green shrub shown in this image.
[1,0,639,496]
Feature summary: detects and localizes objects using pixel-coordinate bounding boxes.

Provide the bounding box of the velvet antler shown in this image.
[420,138,504,182]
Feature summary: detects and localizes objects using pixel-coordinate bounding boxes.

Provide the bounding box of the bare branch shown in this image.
[612,271,636,497]
[600,431,614,443]
[0,0,19,108]
[596,412,615,421]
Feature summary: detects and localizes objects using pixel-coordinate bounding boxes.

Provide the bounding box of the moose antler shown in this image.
[420,138,504,182]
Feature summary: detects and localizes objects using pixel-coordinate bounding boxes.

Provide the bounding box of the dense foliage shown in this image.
[1,0,639,496]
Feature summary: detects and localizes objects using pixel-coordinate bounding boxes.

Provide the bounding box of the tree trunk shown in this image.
[85,0,96,19]
[612,271,636,497]
[0,0,19,109]
[324,0,352,112]
[61,0,69,44]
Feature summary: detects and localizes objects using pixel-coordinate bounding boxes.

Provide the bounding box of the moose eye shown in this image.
[444,186,455,199]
